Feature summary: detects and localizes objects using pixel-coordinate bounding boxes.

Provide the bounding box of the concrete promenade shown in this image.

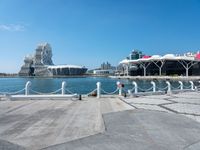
[0,92,200,149]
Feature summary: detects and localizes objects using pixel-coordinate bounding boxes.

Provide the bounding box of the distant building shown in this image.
[93,62,116,75]
[101,62,111,70]
[19,43,87,76]
[119,49,200,76]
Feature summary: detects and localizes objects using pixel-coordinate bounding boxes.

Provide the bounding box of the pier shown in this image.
[0,90,200,149]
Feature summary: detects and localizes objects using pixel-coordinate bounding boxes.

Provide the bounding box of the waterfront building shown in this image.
[92,62,116,75]
[19,43,87,76]
[119,50,200,77]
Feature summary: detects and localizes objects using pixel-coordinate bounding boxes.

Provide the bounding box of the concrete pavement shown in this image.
[123,91,200,123]
[0,92,200,149]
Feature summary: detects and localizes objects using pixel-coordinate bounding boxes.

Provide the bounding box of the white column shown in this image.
[143,67,146,76]
[96,82,101,98]
[61,81,66,95]
[25,81,31,95]
[189,81,194,90]
[178,81,183,90]
[166,81,171,93]
[132,81,138,94]
[116,81,122,96]
[151,81,156,92]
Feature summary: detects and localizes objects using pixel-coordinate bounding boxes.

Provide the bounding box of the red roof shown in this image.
[142,55,151,59]
[195,53,200,60]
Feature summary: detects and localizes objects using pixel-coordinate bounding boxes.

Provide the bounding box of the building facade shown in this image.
[19,43,87,76]
[119,50,200,77]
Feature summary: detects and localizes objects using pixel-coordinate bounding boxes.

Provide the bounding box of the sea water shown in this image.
[0,77,194,95]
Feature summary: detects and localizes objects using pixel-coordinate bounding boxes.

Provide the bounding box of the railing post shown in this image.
[25,81,31,95]
[132,81,138,94]
[150,81,156,92]
[61,81,66,95]
[166,81,171,94]
[189,81,194,90]
[96,82,101,98]
[178,81,183,90]
[116,81,122,96]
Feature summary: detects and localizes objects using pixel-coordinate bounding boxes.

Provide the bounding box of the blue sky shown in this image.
[0,0,200,73]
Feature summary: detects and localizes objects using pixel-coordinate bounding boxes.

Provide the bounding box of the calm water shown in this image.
[0,77,195,94]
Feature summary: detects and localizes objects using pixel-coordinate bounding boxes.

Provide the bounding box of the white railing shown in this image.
[0,80,199,99]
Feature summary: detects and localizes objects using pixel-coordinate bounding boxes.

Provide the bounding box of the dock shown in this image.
[0,92,200,150]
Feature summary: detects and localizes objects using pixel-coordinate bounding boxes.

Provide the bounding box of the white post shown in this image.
[96,82,101,98]
[61,81,66,95]
[25,81,31,95]
[116,81,122,96]
[151,81,156,92]
[166,81,171,93]
[189,81,194,90]
[132,81,138,94]
[178,81,183,90]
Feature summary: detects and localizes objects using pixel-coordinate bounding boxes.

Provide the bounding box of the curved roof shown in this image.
[47,65,86,69]
[119,59,130,64]
[151,55,161,59]
[162,54,176,59]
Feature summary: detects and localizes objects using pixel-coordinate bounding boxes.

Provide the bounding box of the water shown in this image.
[0,77,196,94]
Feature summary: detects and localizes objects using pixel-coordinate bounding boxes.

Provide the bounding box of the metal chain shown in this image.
[65,88,75,94]
[171,85,181,89]
[156,86,168,91]
[137,86,153,92]
[0,88,25,95]
[101,88,119,95]
[183,85,191,89]
[128,87,135,92]
[86,88,97,96]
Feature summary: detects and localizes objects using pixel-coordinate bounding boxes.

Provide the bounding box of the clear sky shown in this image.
[0,0,200,73]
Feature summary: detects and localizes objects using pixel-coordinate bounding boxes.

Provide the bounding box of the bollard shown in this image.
[189,81,194,90]
[96,82,101,98]
[61,81,66,95]
[116,81,122,96]
[166,81,171,94]
[25,81,31,95]
[178,81,183,90]
[124,92,127,98]
[132,81,138,94]
[150,81,156,92]
[79,94,82,100]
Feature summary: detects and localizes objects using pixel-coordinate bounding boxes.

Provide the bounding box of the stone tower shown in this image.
[19,43,54,76]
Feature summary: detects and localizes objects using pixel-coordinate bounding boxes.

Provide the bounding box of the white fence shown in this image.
[0,80,199,99]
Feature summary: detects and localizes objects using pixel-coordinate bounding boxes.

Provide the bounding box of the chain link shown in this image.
[86,88,97,96]
[101,88,119,95]
[0,88,25,95]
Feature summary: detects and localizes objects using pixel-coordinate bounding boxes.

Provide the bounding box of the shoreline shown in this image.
[1,74,200,81]
[109,75,200,81]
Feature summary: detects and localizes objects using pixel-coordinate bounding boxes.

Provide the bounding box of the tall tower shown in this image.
[34,43,54,76]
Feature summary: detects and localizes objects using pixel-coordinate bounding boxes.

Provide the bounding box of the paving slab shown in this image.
[125,97,170,105]
[164,103,200,115]
[0,99,104,150]
[0,97,135,150]
[43,109,200,150]
[100,97,134,114]
[129,103,172,113]
[170,97,200,104]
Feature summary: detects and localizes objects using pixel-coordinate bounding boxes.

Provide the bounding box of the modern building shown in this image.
[119,50,200,77]
[92,62,116,75]
[19,43,87,76]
